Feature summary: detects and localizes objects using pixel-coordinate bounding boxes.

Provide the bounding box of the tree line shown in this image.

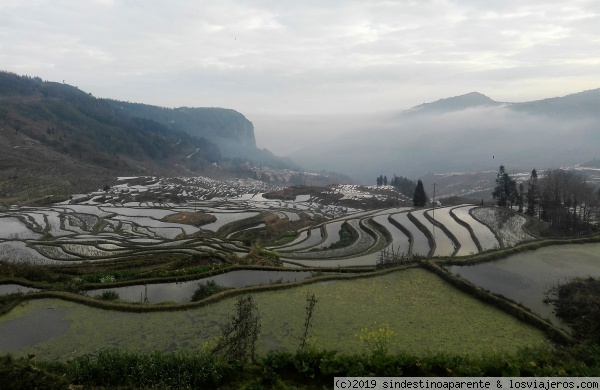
[493,165,600,236]
[376,174,417,195]
[376,174,428,208]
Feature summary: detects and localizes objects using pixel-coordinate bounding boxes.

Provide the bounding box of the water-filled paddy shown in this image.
[0,268,548,360]
[0,284,40,295]
[428,207,478,256]
[372,214,410,256]
[312,221,344,250]
[411,209,455,257]
[86,270,313,303]
[448,243,600,328]
[390,212,430,256]
[452,206,499,251]
[0,217,42,240]
[0,241,56,264]
[279,227,323,252]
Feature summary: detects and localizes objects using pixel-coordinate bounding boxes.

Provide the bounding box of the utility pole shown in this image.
[432,183,436,218]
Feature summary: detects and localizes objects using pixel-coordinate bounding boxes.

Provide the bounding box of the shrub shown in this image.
[190,280,227,302]
[551,277,600,343]
[356,322,394,357]
[95,290,119,301]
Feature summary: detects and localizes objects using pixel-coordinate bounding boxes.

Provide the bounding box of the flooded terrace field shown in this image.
[85,269,314,303]
[448,243,600,328]
[0,269,548,360]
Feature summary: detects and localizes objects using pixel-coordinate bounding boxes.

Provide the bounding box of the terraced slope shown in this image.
[0,176,537,268]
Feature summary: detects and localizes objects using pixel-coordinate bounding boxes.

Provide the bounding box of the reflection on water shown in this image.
[448,243,600,329]
[86,270,313,303]
[0,284,40,295]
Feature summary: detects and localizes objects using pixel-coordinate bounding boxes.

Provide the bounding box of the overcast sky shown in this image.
[2,0,600,152]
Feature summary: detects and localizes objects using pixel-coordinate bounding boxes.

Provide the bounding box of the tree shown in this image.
[413,179,427,207]
[391,175,417,198]
[526,169,539,217]
[299,292,318,351]
[383,175,388,186]
[537,169,599,235]
[211,295,261,362]
[376,175,383,186]
[518,182,524,213]
[492,165,517,208]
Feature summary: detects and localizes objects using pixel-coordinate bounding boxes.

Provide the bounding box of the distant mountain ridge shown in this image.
[291,87,600,184]
[402,91,502,116]
[402,88,600,118]
[509,88,600,118]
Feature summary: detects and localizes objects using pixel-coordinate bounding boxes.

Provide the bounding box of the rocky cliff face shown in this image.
[229,114,256,148]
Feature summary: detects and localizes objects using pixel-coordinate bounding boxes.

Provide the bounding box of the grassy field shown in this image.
[0,268,548,361]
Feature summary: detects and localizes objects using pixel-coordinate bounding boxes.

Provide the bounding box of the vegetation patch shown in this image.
[191,280,228,302]
[95,290,120,301]
[226,212,319,247]
[162,212,216,226]
[7,344,600,389]
[550,277,600,343]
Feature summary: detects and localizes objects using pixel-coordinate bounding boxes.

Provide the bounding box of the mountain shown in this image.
[0,71,294,200]
[105,101,256,148]
[103,100,296,171]
[402,92,502,116]
[290,89,600,185]
[510,88,600,118]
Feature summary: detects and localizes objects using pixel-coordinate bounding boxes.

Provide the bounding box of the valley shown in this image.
[1,173,598,365]
[2,75,600,386]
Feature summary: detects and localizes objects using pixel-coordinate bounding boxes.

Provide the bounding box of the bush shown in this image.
[95,290,119,301]
[551,277,600,343]
[190,280,227,302]
[69,350,225,388]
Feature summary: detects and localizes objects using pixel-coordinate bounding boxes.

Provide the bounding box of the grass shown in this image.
[0,268,548,361]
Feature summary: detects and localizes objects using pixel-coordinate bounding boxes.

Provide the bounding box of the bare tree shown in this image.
[212,295,261,362]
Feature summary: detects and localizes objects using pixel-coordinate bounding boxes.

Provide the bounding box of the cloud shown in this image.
[1,0,599,120]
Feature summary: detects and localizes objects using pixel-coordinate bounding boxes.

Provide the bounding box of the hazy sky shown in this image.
[2,0,600,151]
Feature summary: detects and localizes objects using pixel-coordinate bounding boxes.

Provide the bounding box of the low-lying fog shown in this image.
[254,106,599,184]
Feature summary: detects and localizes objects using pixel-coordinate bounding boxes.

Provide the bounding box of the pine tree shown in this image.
[413,179,427,207]
[526,169,539,217]
[383,175,388,186]
[492,165,516,208]
[518,182,524,213]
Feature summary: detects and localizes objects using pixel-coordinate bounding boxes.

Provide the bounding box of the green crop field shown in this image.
[0,268,548,361]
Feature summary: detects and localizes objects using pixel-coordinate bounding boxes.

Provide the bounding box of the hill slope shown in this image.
[0,71,293,200]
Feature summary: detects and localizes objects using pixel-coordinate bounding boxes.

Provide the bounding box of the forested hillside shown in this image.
[0,71,294,201]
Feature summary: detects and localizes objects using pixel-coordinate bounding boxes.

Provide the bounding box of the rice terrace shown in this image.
[1,172,599,379]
